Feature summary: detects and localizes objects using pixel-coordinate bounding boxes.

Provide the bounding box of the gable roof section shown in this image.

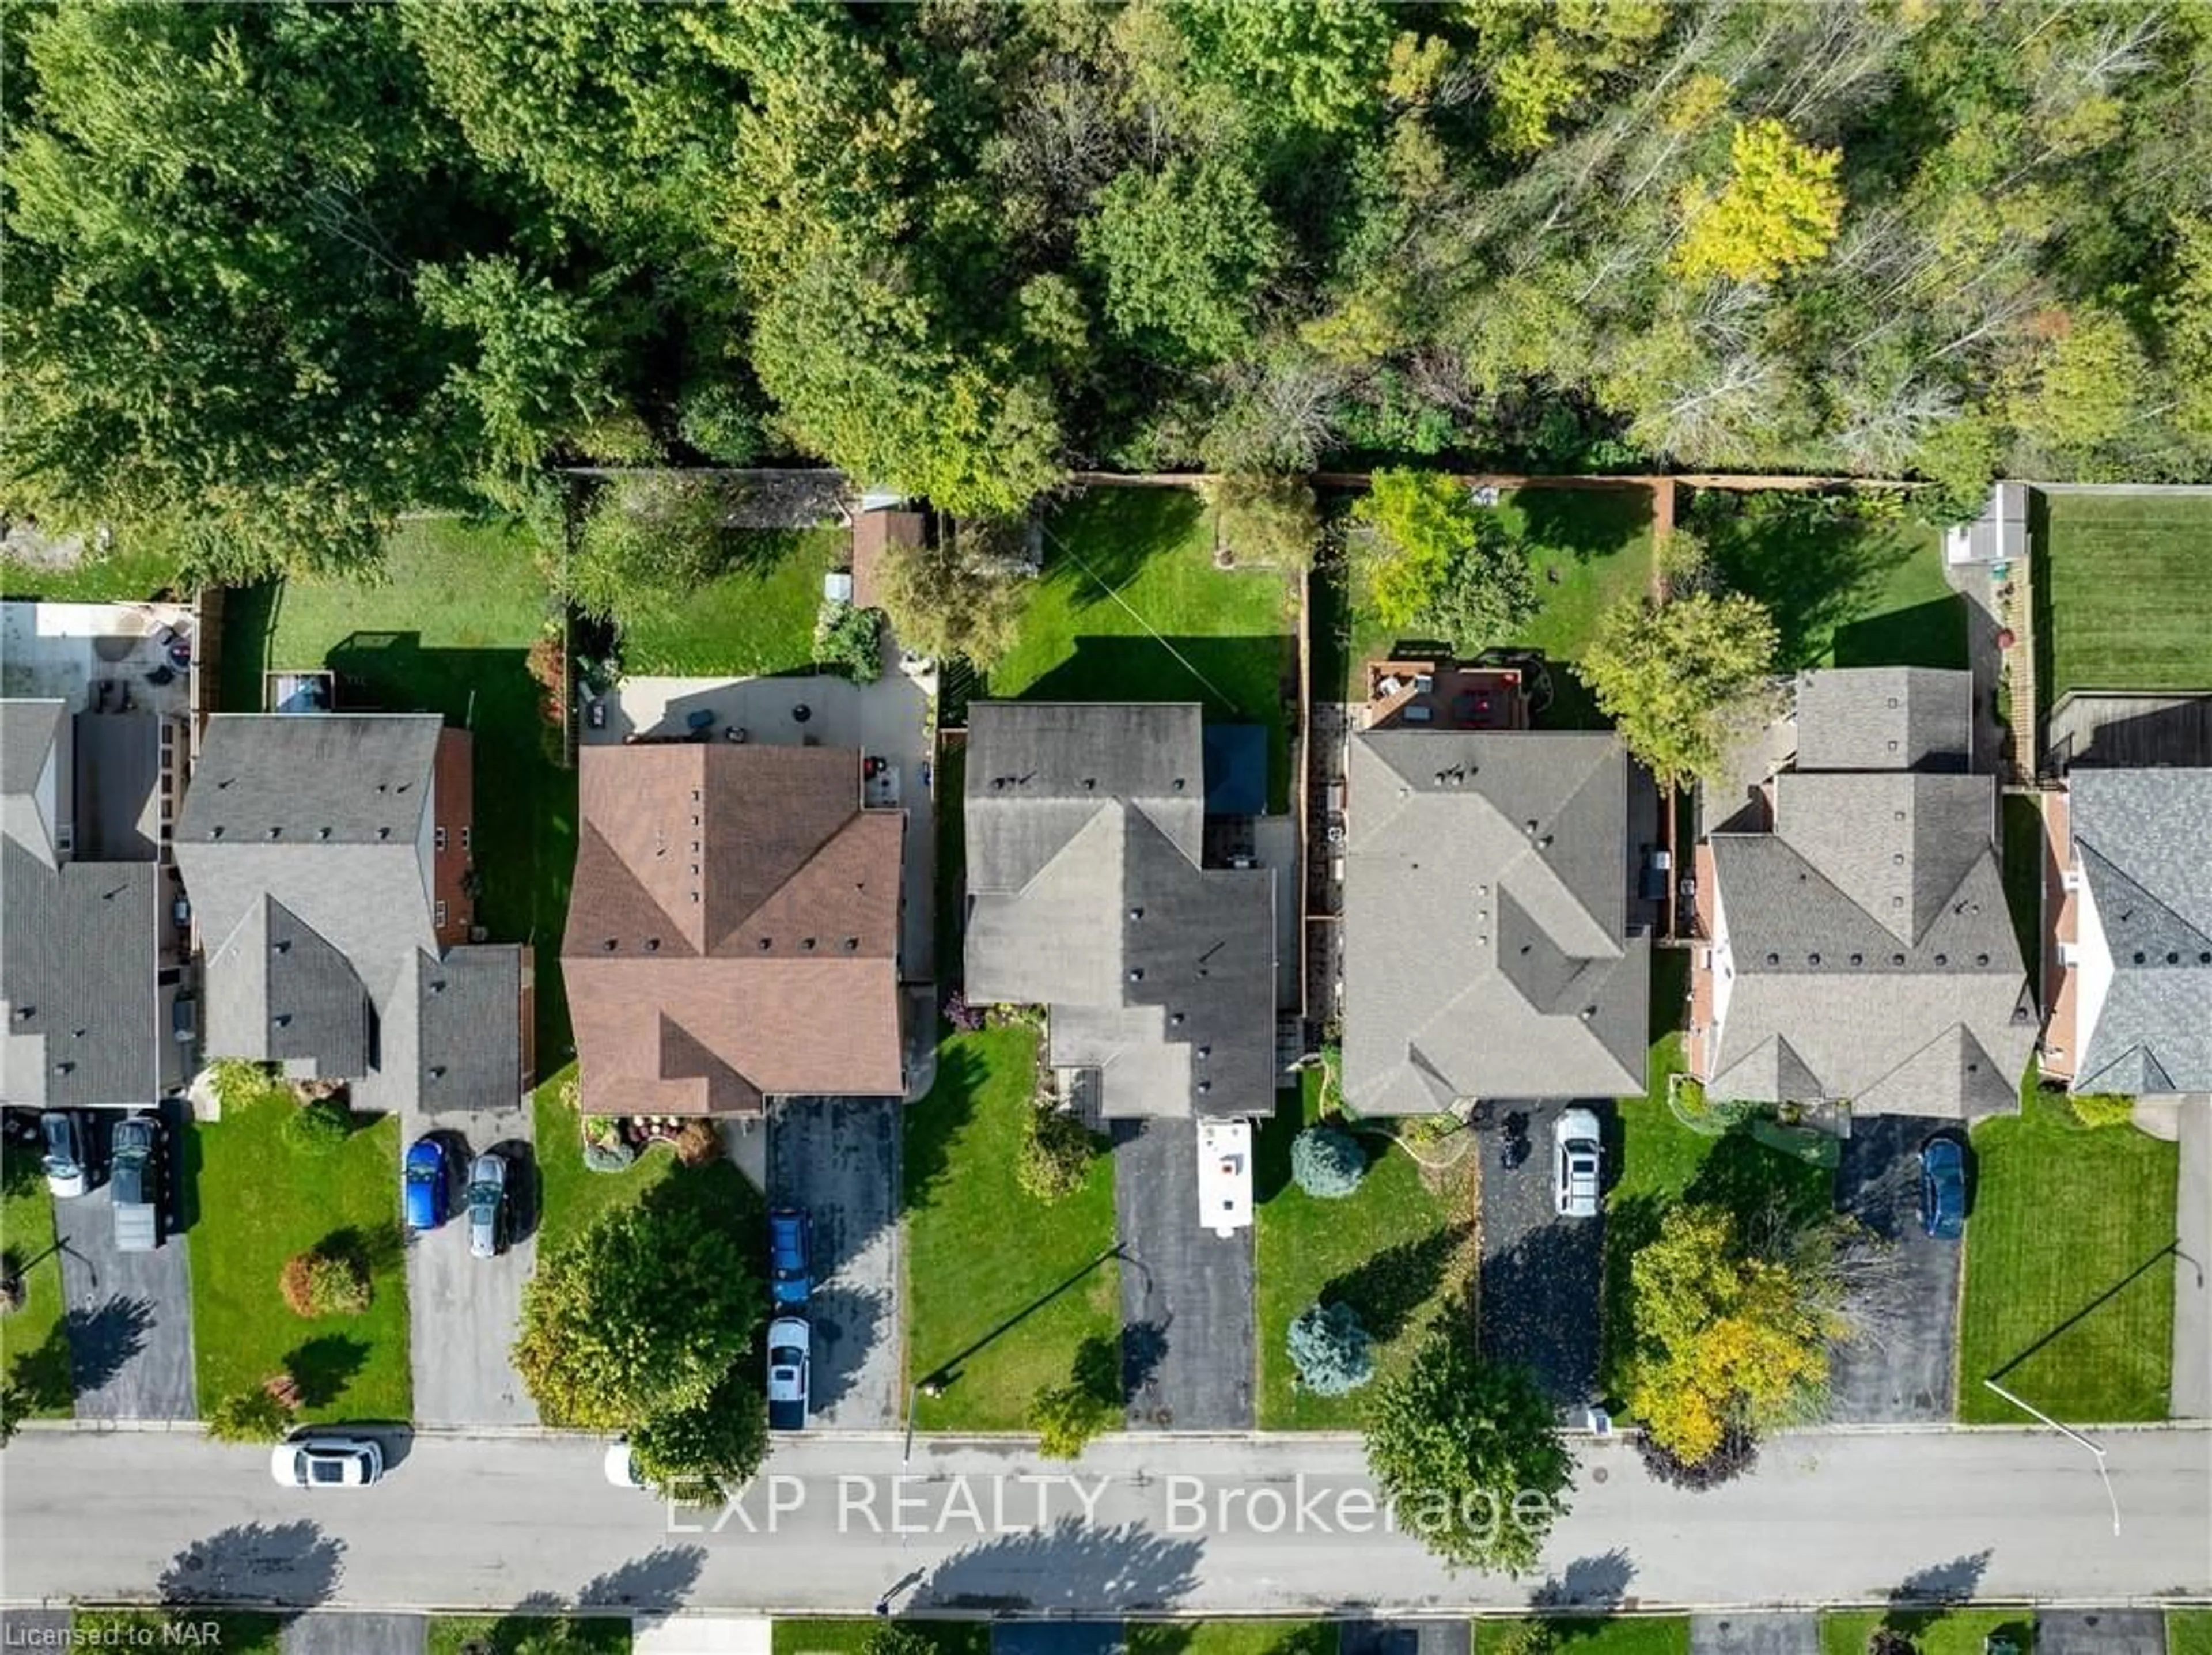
[0,698,64,866]
[563,743,904,1114]
[964,702,1274,1120]
[1341,729,1647,1113]
[1794,667,1971,773]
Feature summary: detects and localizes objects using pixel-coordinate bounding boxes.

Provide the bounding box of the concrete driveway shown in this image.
[1113,1116,1255,1431]
[402,1097,537,1428]
[2036,1609,2166,1654]
[767,1096,902,1430]
[52,1104,197,1421]
[1476,1100,1601,1407]
[1831,1114,1961,1423]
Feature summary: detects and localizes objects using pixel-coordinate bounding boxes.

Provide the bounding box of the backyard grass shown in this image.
[2001,794,2044,1010]
[2,1143,71,1417]
[904,1025,1120,1431]
[1254,1067,1476,1430]
[2170,1610,2212,1655]
[1695,493,1965,673]
[1820,1609,2036,1654]
[1,537,188,602]
[427,1616,631,1655]
[1128,1624,1340,1655]
[187,1084,412,1422]
[75,1612,283,1653]
[2035,490,2212,708]
[218,515,577,1065]
[1475,1619,1690,1654]
[531,1062,680,1262]
[1959,1080,2178,1423]
[991,488,1297,810]
[614,526,844,677]
[774,1622,992,1655]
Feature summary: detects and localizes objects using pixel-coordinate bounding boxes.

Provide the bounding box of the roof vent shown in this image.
[396,782,410,794]
[1849,953,1863,966]
[1539,835,1554,850]
[54,1060,73,1075]
[10,1007,30,1022]
[273,1014,291,1029]
[602,938,617,952]
[757,937,772,951]
[1170,1012,1185,1027]
[645,938,661,953]
[274,940,291,956]
[1976,953,1990,967]
[992,778,1006,791]
[1765,952,1780,965]
[1129,907,1144,922]
[1526,819,1540,835]
[377,783,388,794]
[690,815,701,828]
[692,789,702,802]
[1894,811,1906,822]
[209,825,224,840]
[429,980,445,994]
[1892,953,1906,965]
[1127,968,1144,982]
[317,827,331,840]
[429,1066,445,1081]
[1580,1006,1597,1020]
[1886,740,1899,751]
[1197,1045,1211,1059]
[216,778,233,790]
[801,937,817,951]
[377,827,391,840]
[1808,953,1821,965]
[2133,951,2147,964]
[1887,697,1899,709]
[267,825,281,839]
[843,937,859,952]
[2200,952,2211,965]
[1934,953,1948,965]
[1892,853,1904,865]
[1173,778,1186,791]
[2168,952,2182,964]
[1084,778,1096,791]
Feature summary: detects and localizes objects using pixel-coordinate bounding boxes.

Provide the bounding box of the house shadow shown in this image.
[1831,594,1969,672]
[920,1515,1204,1613]
[1043,490,1217,600]
[899,1040,991,1218]
[1002,634,1293,730]
[1698,495,1954,672]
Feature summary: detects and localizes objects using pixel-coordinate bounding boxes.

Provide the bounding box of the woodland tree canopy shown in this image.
[6,0,2210,579]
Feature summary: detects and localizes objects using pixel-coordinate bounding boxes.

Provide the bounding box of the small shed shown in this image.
[1202,723,1267,816]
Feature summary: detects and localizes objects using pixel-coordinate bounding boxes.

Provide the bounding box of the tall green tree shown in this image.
[1081,154,1284,368]
[1578,589,1781,789]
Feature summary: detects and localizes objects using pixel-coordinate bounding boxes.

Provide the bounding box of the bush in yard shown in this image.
[942,990,987,1033]
[1287,1300,1375,1396]
[582,1138,637,1175]
[817,604,884,681]
[280,1097,351,1157]
[1291,1125,1368,1198]
[525,630,566,696]
[875,531,1027,668]
[2070,1092,2136,1129]
[0,1376,27,1447]
[207,1058,285,1112]
[1029,1335,1121,1460]
[567,474,734,619]
[863,1628,940,1655]
[1017,1106,1104,1204]
[206,1387,293,1444]
[281,1248,370,1318]
[1863,1631,1915,1655]
[1207,472,1319,570]
[1353,468,1480,628]
[628,1368,770,1505]
[671,1119,721,1167]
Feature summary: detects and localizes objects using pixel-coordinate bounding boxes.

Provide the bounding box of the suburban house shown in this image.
[2043,768,2212,1096]
[563,742,907,1116]
[963,701,1276,1120]
[175,714,529,1115]
[1687,668,2035,1118]
[1341,723,1647,1114]
[1,698,164,1109]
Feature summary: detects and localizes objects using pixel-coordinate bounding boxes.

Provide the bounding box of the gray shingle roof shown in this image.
[965,703,1275,1119]
[1342,729,1647,1112]
[2067,768,2212,1093]
[413,944,526,1115]
[1794,668,1971,773]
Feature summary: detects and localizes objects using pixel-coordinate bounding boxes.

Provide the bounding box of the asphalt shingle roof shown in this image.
[1793,667,1971,773]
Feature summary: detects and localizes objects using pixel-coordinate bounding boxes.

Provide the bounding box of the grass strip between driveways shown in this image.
[75,1611,284,1653]
[2,1142,71,1417]
[774,1621,992,1655]
[427,1615,632,1654]
[2169,1610,2212,1655]
[1476,1618,1690,1654]
[1820,1609,2037,1654]
[1128,1622,1341,1655]
[531,1062,680,1262]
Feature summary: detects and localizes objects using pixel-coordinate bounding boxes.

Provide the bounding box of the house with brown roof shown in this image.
[562,743,907,1116]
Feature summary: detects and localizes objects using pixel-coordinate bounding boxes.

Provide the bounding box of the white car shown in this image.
[1553,1108,1603,1220]
[270,1436,384,1489]
[767,1316,810,1431]
[604,1440,646,1490]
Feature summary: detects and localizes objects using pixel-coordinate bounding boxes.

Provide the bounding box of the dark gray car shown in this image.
[109,1115,161,1252]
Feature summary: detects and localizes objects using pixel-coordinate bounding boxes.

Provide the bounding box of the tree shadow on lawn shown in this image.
[1516,485,1654,563]
[1319,1218,1477,1342]
[1696,495,1933,672]
[282,1335,369,1410]
[1007,634,1293,730]
[1043,489,1215,601]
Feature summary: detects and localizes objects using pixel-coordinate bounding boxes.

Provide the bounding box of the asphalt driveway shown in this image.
[1113,1116,1254,1431]
[1476,1100,1602,1407]
[283,1612,429,1655]
[52,1104,197,1421]
[767,1096,902,1430]
[1831,1114,1961,1423]
[402,1100,538,1428]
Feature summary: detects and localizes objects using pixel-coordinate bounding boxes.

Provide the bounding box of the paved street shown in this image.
[767,1097,903,1430]
[1830,1116,1960,1424]
[1114,1118,1255,1431]
[3,1427,2206,1614]
[1476,1100,1601,1408]
[402,1101,538,1429]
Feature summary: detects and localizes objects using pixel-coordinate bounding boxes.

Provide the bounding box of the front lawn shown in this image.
[2035,489,2212,709]
[427,1617,630,1655]
[1475,1619,1689,1654]
[1820,1610,2036,1655]
[75,1612,282,1654]
[1694,492,1965,673]
[530,1063,680,1262]
[1254,1067,1476,1430]
[1128,1624,1339,1655]
[2,1143,71,1417]
[187,1081,412,1422]
[218,515,576,1065]
[774,1622,991,1655]
[2171,1611,2212,1655]
[904,1025,1120,1431]
[615,526,844,678]
[990,488,1297,810]
[1958,1081,2177,1423]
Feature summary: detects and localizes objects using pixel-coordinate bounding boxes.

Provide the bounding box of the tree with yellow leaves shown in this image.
[1673,118,1845,284]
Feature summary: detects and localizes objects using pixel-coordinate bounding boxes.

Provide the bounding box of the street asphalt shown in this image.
[1113,1116,1255,1431]
[1830,1115,1961,1425]
[3,1426,2206,1614]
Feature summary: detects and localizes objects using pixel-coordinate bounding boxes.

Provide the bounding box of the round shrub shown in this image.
[582,1139,637,1175]
[281,1249,370,1318]
[1287,1301,1375,1396]
[281,1098,351,1158]
[672,1120,721,1167]
[206,1387,291,1445]
[2070,1092,2136,1130]
[1017,1107,1103,1204]
[1290,1125,1368,1199]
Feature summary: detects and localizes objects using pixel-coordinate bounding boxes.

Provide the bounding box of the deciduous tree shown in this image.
[1577,590,1781,789]
[874,532,1030,669]
[628,1368,770,1506]
[1672,119,1844,284]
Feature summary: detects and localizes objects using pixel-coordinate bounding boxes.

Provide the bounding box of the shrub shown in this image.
[280,1249,370,1318]
[1017,1107,1104,1204]
[280,1097,351,1158]
[207,1059,283,1112]
[1291,1125,1368,1198]
[2070,1092,2136,1129]
[583,1139,637,1175]
[817,604,884,681]
[672,1120,721,1167]
[206,1388,292,1444]
[1028,1336,1121,1460]
[1287,1301,1375,1396]
[677,382,764,465]
[942,990,987,1033]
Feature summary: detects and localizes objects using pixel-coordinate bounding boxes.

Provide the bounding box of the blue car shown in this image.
[768,1208,812,1306]
[1919,1135,1967,1240]
[404,1135,449,1232]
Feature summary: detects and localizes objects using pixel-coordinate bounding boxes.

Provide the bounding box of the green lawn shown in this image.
[991,488,1297,810]
[615,526,844,677]
[218,515,576,1065]
[774,1622,992,1655]
[427,1616,631,1655]
[1820,1610,2036,1654]
[187,1084,412,1422]
[1128,1624,1340,1655]
[1959,1081,2178,1423]
[2,1144,71,1417]
[530,1062,680,1262]
[1,535,188,602]
[2036,490,2212,709]
[2171,1610,2212,1655]
[905,1025,1120,1431]
[1255,1067,1476,1430]
[75,1612,283,1653]
[1475,1619,1690,1654]
[2001,794,2044,1010]
[1695,492,1965,673]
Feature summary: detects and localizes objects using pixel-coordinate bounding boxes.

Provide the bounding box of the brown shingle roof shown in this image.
[850,510,924,612]
[564,744,904,1114]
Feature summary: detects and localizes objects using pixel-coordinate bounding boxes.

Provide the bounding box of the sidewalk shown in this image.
[2175,1100,2210,1419]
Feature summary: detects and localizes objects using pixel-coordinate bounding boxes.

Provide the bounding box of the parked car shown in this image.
[1920,1135,1968,1240]
[109,1114,162,1252]
[1640,846,1673,904]
[270,1436,384,1489]
[40,1111,88,1199]
[1553,1107,1603,1220]
[766,1316,810,1431]
[604,1440,647,1490]
[403,1135,449,1232]
[466,1151,509,1259]
[768,1208,812,1306]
